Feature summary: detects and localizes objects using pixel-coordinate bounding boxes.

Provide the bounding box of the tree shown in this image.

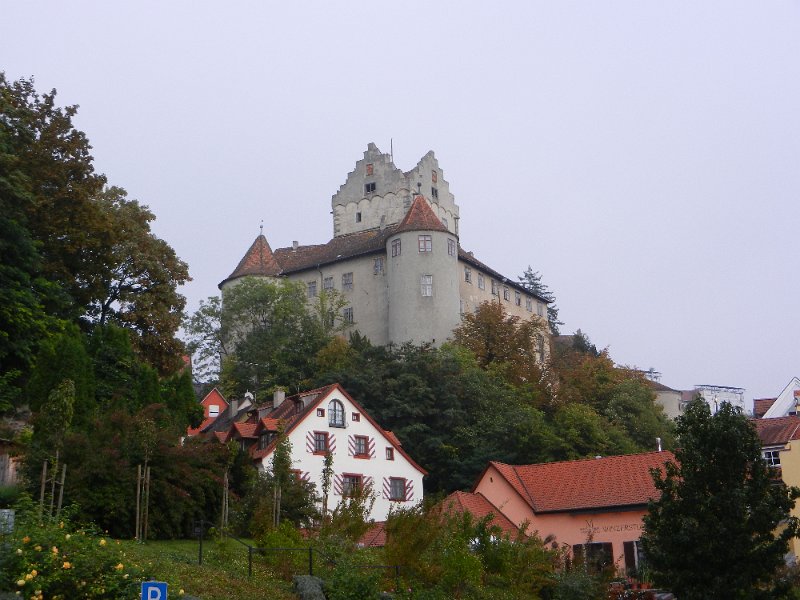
[184,278,329,394]
[641,400,799,599]
[518,266,563,335]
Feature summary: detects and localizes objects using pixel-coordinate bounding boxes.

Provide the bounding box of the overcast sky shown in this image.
[4,1,799,408]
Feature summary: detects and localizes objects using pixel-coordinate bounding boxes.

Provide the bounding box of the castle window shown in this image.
[418,235,432,252]
[432,170,437,183]
[343,307,354,323]
[491,280,498,295]
[465,267,472,283]
[447,238,456,256]
[307,281,317,298]
[526,297,533,312]
[365,182,376,195]
[342,272,353,291]
[328,400,345,427]
[478,274,485,290]
[441,216,448,229]
[323,277,334,291]
[421,275,433,297]
[391,239,401,257]
[366,163,374,176]
[537,303,544,317]
[374,257,384,274]
[389,477,407,501]
[515,290,521,306]
[431,186,439,199]
[356,212,362,223]
[503,287,510,301]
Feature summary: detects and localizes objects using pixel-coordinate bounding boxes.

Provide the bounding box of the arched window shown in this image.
[328,400,345,428]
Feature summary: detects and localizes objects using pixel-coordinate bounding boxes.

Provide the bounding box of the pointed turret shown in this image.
[395,195,450,235]
[219,234,282,288]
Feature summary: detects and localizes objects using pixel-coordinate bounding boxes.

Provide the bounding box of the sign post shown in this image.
[141,581,168,599]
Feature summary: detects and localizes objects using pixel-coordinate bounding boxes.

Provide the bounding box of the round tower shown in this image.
[386,196,460,346]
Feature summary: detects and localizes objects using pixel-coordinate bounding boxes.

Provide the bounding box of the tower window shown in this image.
[421,275,433,297]
[365,182,376,195]
[356,212,362,223]
[431,186,439,199]
[447,238,456,256]
[418,235,432,252]
[391,239,401,257]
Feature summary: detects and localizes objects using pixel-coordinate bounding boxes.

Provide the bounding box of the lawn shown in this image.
[118,538,298,600]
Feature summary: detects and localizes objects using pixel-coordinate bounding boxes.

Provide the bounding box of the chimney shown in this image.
[229,398,238,420]
[273,389,286,408]
[292,240,298,251]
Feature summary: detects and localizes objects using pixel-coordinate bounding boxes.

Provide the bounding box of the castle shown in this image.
[221,143,550,352]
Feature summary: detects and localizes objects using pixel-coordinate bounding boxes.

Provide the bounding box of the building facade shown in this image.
[209,384,427,522]
[220,143,549,350]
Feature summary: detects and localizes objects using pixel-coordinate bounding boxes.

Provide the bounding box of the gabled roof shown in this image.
[358,522,387,548]
[442,491,520,536]
[231,422,258,439]
[394,195,448,234]
[221,234,282,285]
[647,380,680,393]
[754,398,778,419]
[752,415,800,446]
[187,387,230,436]
[762,377,800,419]
[240,383,427,476]
[478,452,672,514]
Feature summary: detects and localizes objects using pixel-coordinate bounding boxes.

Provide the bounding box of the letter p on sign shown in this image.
[141,581,168,599]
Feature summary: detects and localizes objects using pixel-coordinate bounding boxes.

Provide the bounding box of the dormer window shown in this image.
[208,404,220,417]
[329,399,345,427]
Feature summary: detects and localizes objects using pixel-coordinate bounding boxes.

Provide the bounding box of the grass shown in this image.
[118,538,298,600]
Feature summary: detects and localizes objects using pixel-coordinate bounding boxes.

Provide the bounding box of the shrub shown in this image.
[0,497,144,598]
[294,575,326,600]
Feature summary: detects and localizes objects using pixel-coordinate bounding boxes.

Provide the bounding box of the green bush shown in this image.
[0,483,20,508]
[0,497,144,599]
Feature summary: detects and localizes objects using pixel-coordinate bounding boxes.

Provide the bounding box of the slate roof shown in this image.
[752,415,800,446]
[753,398,778,419]
[442,491,520,536]
[480,452,672,514]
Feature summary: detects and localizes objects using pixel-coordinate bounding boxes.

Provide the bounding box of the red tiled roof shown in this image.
[482,452,673,513]
[213,431,228,443]
[442,491,520,536]
[752,415,800,446]
[383,431,402,447]
[187,417,217,436]
[232,422,258,439]
[394,195,448,234]
[222,234,282,284]
[358,522,387,548]
[753,398,778,419]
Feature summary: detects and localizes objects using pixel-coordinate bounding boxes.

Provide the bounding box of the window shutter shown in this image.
[333,474,343,496]
[404,479,413,501]
[306,432,315,453]
[328,433,336,454]
[382,477,390,499]
[368,437,376,458]
[347,435,355,456]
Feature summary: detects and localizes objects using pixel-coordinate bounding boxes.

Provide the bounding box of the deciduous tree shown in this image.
[641,400,799,599]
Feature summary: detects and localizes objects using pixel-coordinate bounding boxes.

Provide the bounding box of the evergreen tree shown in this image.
[518,266,563,335]
[641,400,799,599]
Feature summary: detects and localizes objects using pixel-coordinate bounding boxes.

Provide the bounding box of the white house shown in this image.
[219,383,427,522]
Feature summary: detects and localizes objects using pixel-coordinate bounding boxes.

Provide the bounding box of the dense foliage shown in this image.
[642,400,799,599]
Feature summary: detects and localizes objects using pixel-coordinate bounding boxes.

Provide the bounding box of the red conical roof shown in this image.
[394,195,449,234]
[220,234,282,286]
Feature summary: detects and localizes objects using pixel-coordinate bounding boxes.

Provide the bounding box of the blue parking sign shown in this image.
[141,581,168,599]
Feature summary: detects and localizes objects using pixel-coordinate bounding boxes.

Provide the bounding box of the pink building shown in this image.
[467,451,672,573]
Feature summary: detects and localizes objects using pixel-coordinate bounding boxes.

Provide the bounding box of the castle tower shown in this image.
[386,195,461,346]
[218,233,282,292]
[331,143,460,238]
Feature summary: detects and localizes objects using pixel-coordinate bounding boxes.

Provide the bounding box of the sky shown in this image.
[3,1,799,408]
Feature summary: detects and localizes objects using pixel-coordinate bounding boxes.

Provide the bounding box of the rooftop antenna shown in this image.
[390,138,393,163]
[259,220,264,236]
